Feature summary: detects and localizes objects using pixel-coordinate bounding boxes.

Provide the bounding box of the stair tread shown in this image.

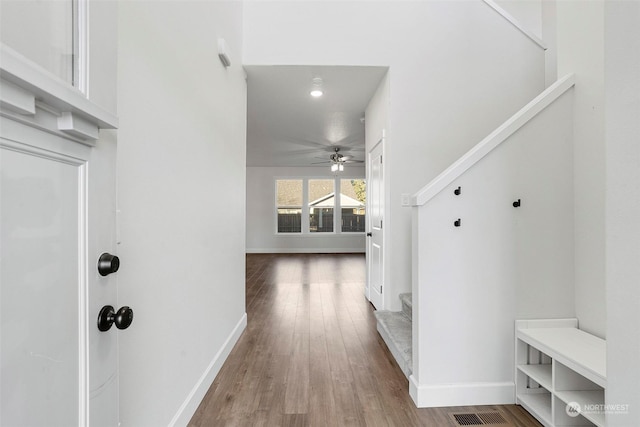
[374,310,412,378]
[399,293,412,308]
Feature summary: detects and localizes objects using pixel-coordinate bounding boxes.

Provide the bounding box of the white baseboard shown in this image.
[169,313,247,427]
[246,248,365,254]
[409,375,515,408]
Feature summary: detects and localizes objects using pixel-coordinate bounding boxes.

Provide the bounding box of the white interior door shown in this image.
[367,140,384,310]
[1,116,118,426]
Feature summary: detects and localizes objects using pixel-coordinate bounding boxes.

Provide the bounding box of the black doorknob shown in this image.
[98,253,120,276]
[97,305,134,331]
[366,232,372,237]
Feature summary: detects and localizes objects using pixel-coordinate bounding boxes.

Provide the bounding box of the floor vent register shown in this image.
[450,411,510,426]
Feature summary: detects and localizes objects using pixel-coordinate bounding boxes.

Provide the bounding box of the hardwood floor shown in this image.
[189,253,541,427]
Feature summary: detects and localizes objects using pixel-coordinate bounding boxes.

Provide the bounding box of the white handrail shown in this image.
[481,0,547,50]
[411,74,575,207]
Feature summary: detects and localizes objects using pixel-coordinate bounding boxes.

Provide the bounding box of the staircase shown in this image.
[374,293,412,378]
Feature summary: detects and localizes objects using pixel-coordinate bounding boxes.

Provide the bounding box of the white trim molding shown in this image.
[409,376,515,408]
[481,0,547,50]
[0,79,36,115]
[168,313,248,427]
[74,0,90,95]
[1,45,117,136]
[247,248,365,254]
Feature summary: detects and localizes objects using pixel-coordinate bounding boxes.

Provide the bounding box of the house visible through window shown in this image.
[275,178,366,234]
[309,179,334,233]
[341,179,366,232]
[276,179,302,233]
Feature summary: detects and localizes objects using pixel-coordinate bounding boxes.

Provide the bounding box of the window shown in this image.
[1,0,76,85]
[276,179,302,233]
[276,177,366,235]
[308,179,334,233]
[340,179,366,232]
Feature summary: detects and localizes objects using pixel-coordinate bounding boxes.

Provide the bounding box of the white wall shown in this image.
[605,1,640,424]
[243,0,545,310]
[490,3,608,338]
[364,74,390,303]
[555,0,606,338]
[411,87,575,407]
[246,166,366,253]
[495,0,542,38]
[541,1,558,87]
[116,2,246,426]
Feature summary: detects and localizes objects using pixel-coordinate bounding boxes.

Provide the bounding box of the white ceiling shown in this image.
[245,65,388,167]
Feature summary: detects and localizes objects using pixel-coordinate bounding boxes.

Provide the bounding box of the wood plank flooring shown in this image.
[189,253,542,427]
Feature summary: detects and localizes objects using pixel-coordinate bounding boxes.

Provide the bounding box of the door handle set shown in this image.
[98,305,134,331]
[98,252,120,276]
[96,252,134,332]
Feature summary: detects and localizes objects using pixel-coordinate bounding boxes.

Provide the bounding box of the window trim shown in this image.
[275,179,303,234]
[275,176,366,236]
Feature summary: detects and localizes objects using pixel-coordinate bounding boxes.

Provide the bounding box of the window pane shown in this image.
[277,209,301,233]
[341,179,366,232]
[277,180,302,207]
[1,0,75,84]
[309,179,334,233]
[277,180,302,233]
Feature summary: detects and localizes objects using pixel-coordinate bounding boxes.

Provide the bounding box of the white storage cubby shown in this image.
[515,319,606,427]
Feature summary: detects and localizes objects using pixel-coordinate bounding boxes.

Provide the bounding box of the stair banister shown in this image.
[481,0,547,50]
[411,73,575,207]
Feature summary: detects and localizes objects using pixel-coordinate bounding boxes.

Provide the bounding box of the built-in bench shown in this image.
[515,319,606,427]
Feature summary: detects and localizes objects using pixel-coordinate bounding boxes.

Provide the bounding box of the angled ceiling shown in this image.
[245,65,388,167]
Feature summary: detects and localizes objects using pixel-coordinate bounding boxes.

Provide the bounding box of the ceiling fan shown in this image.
[312,147,364,171]
[312,147,364,172]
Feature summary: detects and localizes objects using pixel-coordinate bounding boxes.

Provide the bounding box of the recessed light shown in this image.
[310,89,324,97]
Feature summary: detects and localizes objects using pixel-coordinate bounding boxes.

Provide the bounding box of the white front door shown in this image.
[367,139,384,310]
[1,115,119,425]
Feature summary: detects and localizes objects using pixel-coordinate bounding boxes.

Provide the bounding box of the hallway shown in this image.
[189,254,540,426]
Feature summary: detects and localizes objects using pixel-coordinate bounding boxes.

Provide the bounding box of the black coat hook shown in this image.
[513,199,521,208]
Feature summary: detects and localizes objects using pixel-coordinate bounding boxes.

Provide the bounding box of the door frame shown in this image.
[366,136,384,310]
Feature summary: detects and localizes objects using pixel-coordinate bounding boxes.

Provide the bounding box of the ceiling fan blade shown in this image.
[344,160,364,163]
[334,135,365,148]
[311,161,330,164]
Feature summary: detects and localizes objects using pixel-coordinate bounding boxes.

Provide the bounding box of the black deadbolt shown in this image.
[98,253,120,276]
[98,305,134,331]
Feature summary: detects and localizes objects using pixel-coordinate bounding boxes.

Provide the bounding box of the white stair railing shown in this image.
[481,0,547,50]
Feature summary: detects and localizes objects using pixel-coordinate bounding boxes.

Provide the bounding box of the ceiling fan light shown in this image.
[338,163,344,172]
[331,163,339,172]
[310,77,324,98]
